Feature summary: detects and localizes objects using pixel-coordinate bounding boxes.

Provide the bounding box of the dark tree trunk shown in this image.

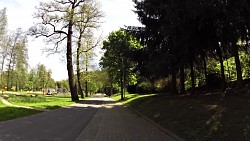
[120,70,124,100]
[7,48,15,91]
[226,59,231,80]
[85,80,88,97]
[123,70,126,99]
[110,82,113,96]
[76,34,84,98]
[171,66,177,95]
[217,46,226,91]
[180,65,185,94]
[67,5,78,101]
[85,54,88,97]
[202,55,208,86]
[232,44,243,86]
[190,60,195,95]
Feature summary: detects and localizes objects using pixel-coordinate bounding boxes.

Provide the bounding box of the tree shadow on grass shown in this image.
[0,107,42,122]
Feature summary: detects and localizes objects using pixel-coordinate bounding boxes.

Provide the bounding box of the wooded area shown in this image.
[103,0,250,95]
[101,0,250,97]
[1,0,250,101]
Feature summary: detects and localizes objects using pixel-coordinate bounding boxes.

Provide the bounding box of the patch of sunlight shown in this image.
[206,104,218,110]
[104,105,114,109]
[123,94,156,105]
[206,106,225,135]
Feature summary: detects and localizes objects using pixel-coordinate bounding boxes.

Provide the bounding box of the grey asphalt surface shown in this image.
[0,94,181,141]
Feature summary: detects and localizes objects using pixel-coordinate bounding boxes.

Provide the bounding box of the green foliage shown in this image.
[101,29,142,96]
[26,64,56,91]
[56,80,69,90]
[84,70,109,93]
[132,0,250,93]
[136,81,153,94]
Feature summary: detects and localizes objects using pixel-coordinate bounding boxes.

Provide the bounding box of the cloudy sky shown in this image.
[0,0,142,81]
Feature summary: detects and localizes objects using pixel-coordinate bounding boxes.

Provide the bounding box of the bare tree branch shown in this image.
[74,0,86,8]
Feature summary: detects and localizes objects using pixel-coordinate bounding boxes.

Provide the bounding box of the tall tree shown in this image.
[6,28,25,90]
[29,0,91,101]
[101,30,142,100]
[15,38,28,91]
[74,0,103,98]
[0,8,8,88]
[0,8,7,37]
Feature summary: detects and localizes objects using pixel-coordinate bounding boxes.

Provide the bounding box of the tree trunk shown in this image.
[217,46,226,91]
[180,65,185,94]
[67,5,79,101]
[0,54,6,88]
[85,80,88,97]
[7,46,15,91]
[171,66,177,95]
[123,69,126,99]
[76,34,84,98]
[120,72,124,100]
[190,60,195,95]
[232,44,243,86]
[227,59,231,81]
[85,54,89,97]
[202,55,208,86]
[110,82,113,96]
[226,59,231,80]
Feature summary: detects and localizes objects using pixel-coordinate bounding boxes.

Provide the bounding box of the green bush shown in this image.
[136,81,153,94]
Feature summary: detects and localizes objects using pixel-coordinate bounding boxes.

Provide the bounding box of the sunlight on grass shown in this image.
[112,93,156,106]
[0,100,42,121]
[0,100,5,107]
[4,93,80,110]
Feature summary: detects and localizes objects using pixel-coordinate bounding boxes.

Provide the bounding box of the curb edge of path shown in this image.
[120,102,185,141]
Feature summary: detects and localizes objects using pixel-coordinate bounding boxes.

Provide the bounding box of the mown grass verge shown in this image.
[113,93,250,141]
[0,100,42,122]
[5,93,77,110]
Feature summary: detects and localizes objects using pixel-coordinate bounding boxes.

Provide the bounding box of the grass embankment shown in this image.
[6,94,75,110]
[0,100,42,122]
[113,93,250,141]
[0,93,83,121]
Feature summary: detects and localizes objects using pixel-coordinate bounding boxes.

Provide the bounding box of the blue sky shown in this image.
[0,0,142,81]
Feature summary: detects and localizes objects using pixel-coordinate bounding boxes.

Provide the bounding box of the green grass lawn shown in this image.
[113,93,250,141]
[0,100,42,122]
[5,93,79,110]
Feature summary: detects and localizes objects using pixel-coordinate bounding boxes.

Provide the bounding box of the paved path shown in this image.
[0,94,182,141]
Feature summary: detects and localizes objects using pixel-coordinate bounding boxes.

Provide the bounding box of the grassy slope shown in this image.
[0,100,42,122]
[6,94,76,110]
[113,93,250,141]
